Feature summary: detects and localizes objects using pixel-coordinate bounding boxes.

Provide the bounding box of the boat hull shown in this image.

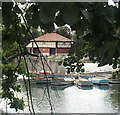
[32,76,73,85]
[80,75,93,79]
[51,81,73,86]
[74,78,93,86]
[88,78,109,85]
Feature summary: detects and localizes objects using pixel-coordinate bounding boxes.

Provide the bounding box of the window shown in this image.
[33,48,39,53]
[30,48,32,53]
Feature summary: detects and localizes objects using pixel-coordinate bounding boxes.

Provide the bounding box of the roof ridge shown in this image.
[31,32,73,42]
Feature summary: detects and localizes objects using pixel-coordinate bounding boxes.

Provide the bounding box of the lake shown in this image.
[1,81,119,113]
[0,59,119,114]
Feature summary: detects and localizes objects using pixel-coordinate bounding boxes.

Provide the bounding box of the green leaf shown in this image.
[71,67,75,72]
[39,8,54,24]
[55,12,66,26]
[98,45,108,58]
[64,58,68,62]
[65,3,75,7]
[76,67,80,72]
[81,68,85,72]
[112,74,116,79]
[117,44,120,55]
[76,28,84,36]
[58,61,62,66]
[103,22,109,33]
[81,10,93,22]
[28,4,38,12]
[66,67,70,74]
[9,98,25,111]
[104,6,115,23]
[98,54,112,67]
[19,25,26,35]
[112,64,117,69]
[32,13,42,29]
[2,3,13,27]
[25,13,33,27]
[38,2,64,13]
[63,62,67,66]
[62,5,80,25]
[50,3,64,13]
[14,5,22,14]
[104,41,117,58]
[40,22,54,33]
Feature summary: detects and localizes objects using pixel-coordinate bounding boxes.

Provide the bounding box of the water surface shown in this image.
[15,82,119,113]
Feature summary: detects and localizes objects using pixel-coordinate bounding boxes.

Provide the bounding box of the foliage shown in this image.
[56,26,72,39]
[9,97,25,112]
[2,62,26,111]
[2,1,120,111]
[58,55,85,74]
[25,2,120,72]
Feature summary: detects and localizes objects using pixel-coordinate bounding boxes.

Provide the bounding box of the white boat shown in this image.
[74,78,93,86]
[64,76,75,82]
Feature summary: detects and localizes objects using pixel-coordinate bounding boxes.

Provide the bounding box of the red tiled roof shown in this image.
[31,33,73,42]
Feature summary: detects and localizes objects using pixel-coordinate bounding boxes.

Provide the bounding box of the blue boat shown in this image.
[38,74,64,78]
[32,76,73,85]
[72,75,78,79]
[80,75,93,79]
[34,72,65,78]
[65,75,78,79]
[88,77,109,85]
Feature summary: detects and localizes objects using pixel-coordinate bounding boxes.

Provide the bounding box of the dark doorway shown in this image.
[50,48,55,55]
[33,48,39,53]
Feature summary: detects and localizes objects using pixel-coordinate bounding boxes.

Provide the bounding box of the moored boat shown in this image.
[33,77,54,84]
[32,75,73,85]
[80,75,93,79]
[51,80,73,86]
[64,76,75,82]
[74,78,93,86]
[88,77,109,85]
[51,77,74,86]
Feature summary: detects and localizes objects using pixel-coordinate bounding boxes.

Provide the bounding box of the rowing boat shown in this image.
[74,78,93,86]
[88,77,109,85]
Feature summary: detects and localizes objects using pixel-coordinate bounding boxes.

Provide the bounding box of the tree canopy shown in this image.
[56,26,72,39]
[1,1,120,112]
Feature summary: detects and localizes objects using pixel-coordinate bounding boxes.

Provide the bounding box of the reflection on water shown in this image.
[77,85,93,90]
[51,84,73,91]
[94,85,110,90]
[14,81,119,113]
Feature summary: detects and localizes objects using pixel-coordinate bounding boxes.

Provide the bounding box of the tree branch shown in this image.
[3,50,39,64]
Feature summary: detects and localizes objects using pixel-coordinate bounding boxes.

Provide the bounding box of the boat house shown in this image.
[26,33,73,56]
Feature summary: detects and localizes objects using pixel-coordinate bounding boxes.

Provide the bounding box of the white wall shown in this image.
[83,63,114,73]
[33,42,56,48]
[58,42,71,48]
